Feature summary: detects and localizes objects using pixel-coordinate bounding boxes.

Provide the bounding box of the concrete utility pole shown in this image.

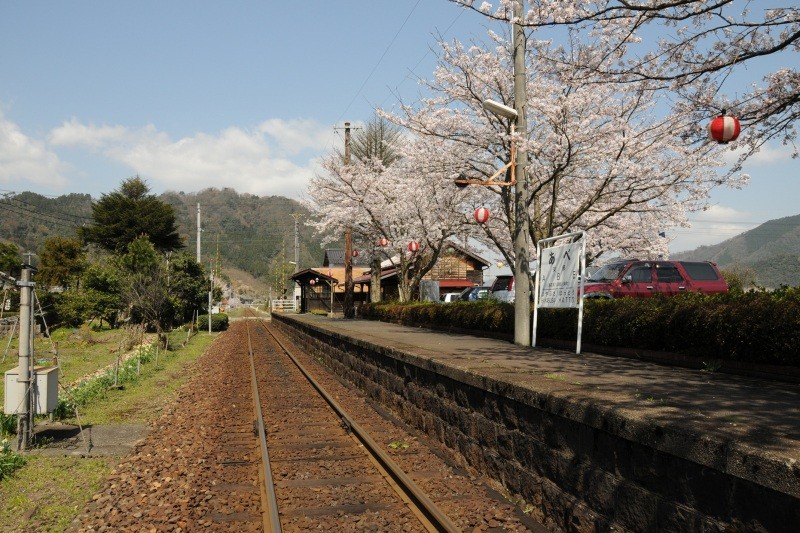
[512,0,531,346]
[343,122,355,318]
[292,213,301,302]
[196,203,201,263]
[292,214,300,268]
[16,267,33,450]
[208,261,213,334]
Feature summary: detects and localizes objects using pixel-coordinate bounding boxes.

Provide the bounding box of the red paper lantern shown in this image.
[708,113,741,144]
[352,250,359,257]
[378,237,389,247]
[309,279,316,286]
[408,241,419,253]
[474,207,490,224]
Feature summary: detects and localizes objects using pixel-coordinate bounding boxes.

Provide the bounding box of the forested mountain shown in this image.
[672,214,800,288]
[161,188,327,285]
[0,191,93,255]
[10,185,795,291]
[0,189,328,294]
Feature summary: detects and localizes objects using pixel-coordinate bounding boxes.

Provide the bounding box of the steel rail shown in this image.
[257,319,460,533]
[245,320,282,533]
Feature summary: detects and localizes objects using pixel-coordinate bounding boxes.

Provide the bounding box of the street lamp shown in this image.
[482,99,517,120]
[454,100,519,188]
[481,95,531,346]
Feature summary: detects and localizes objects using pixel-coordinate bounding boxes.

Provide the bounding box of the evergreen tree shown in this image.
[117,236,174,346]
[80,177,183,253]
[350,115,403,166]
[0,242,21,277]
[168,252,208,324]
[37,237,87,289]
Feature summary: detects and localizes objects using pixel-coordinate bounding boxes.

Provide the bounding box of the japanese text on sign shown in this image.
[538,241,581,308]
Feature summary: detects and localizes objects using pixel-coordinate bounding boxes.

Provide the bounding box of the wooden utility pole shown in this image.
[343,122,355,318]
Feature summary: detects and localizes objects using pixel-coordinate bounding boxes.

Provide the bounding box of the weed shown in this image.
[644,396,667,405]
[388,440,409,450]
[702,359,723,373]
[0,438,26,481]
[0,412,16,437]
[721,415,742,425]
[33,436,54,448]
[544,373,566,381]
[77,324,98,345]
[56,344,157,419]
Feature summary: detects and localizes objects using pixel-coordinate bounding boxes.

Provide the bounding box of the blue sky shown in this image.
[1,0,797,256]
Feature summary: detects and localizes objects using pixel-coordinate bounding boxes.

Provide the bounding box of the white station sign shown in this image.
[538,240,582,308]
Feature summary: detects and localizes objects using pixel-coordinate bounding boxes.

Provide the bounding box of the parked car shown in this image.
[582,260,728,299]
[490,275,515,303]
[459,286,491,301]
[440,292,462,303]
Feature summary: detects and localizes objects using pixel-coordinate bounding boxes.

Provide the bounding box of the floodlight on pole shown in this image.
[482,99,518,120]
[453,99,519,188]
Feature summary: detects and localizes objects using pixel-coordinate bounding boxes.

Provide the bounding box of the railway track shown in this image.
[247,318,460,532]
[247,315,542,532]
[71,315,543,532]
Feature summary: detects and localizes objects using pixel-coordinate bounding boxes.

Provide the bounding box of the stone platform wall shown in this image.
[272,314,798,532]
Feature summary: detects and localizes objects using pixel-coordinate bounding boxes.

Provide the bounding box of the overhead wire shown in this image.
[334,0,423,126]
[334,1,471,126]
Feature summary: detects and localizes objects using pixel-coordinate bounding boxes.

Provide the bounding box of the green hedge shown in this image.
[197,313,229,332]
[360,288,800,367]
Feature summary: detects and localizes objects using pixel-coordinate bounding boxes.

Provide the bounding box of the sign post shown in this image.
[532,231,586,353]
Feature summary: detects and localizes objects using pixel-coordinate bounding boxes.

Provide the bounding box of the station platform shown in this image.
[283,313,800,462]
[274,312,799,530]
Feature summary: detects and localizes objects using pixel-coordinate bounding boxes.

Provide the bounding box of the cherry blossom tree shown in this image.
[383,29,745,269]
[451,1,799,170]
[306,135,481,301]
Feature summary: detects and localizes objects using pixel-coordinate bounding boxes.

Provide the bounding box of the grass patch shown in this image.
[0,455,114,533]
[0,329,217,531]
[1,327,140,404]
[64,332,216,425]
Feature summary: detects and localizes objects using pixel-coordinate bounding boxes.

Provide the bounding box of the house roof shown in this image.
[375,240,491,271]
[440,241,491,267]
[323,249,374,267]
[439,279,474,288]
[289,268,338,284]
[354,267,397,284]
[291,266,371,286]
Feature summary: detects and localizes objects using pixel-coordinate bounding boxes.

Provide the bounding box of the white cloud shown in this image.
[47,119,335,198]
[49,118,139,149]
[0,113,68,188]
[257,118,333,155]
[722,141,797,167]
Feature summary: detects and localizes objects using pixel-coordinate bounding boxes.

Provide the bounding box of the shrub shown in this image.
[197,313,229,332]
[360,289,800,367]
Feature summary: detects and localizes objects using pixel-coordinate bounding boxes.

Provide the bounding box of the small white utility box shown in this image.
[4,366,59,415]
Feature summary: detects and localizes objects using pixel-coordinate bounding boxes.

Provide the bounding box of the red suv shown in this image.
[582,260,728,299]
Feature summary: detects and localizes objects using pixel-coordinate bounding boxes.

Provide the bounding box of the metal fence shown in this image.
[270,299,297,313]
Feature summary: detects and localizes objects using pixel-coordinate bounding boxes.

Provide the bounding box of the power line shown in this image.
[335,0,423,125]
[0,201,86,230]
